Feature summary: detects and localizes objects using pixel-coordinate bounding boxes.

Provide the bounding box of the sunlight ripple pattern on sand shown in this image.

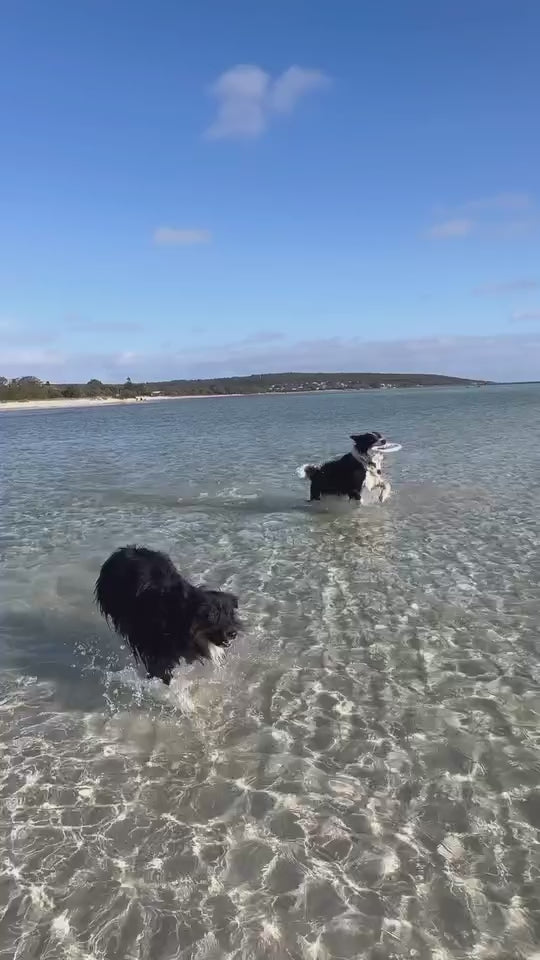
[1,386,540,959]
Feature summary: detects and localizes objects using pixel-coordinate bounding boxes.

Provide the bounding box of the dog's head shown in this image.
[351,431,386,455]
[192,589,242,661]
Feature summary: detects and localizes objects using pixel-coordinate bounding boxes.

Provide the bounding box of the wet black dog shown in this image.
[298,431,389,502]
[95,545,241,684]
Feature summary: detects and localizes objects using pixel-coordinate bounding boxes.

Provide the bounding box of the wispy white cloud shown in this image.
[270,67,330,114]
[489,219,537,239]
[153,227,212,246]
[464,192,532,213]
[1,348,66,370]
[5,333,540,383]
[115,350,139,365]
[510,310,540,324]
[64,314,142,333]
[206,66,269,139]
[428,218,474,238]
[205,64,330,140]
[237,330,285,345]
[473,279,539,296]
[0,320,56,346]
[427,193,536,240]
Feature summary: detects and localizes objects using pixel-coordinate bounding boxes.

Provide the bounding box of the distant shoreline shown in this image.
[0,383,492,412]
[0,394,244,412]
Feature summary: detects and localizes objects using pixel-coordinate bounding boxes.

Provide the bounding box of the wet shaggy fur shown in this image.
[95,545,241,684]
[300,431,386,502]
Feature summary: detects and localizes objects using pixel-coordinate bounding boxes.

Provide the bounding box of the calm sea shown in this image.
[1,385,540,960]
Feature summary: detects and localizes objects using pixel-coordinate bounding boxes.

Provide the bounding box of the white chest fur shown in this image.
[352,447,391,501]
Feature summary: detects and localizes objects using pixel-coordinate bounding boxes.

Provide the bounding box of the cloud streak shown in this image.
[0,321,56,346]
[464,192,532,213]
[427,193,536,240]
[473,279,539,296]
[3,332,540,384]
[64,314,142,333]
[236,330,285,345]
[428,218,474,238]
[205,64,330,140]
[510,310,540,324]
[153,227,212,246]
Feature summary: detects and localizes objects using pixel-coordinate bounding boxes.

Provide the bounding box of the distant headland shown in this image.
[0,371,491,407]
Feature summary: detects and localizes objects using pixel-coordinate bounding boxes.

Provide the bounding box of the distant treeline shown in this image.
[0,371,490,402]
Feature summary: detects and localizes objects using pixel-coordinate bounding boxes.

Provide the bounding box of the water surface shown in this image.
[1,386,540,959]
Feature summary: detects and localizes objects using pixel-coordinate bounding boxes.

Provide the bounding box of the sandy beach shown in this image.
[0,394,244,412]
[0,396,147,412]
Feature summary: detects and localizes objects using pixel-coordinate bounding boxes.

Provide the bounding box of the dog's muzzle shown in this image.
[372,438,402,453]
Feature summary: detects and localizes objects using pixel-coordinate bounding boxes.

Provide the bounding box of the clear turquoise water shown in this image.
[1,385,540,959]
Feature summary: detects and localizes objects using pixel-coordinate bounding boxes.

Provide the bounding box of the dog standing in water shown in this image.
[95,545,241,684]
[298,431,396,503]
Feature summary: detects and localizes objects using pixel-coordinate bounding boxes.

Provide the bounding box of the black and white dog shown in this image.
[298,431,393,503]
[95,545,241,684]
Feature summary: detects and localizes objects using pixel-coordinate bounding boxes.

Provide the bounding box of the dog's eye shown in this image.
[227,630,237,640]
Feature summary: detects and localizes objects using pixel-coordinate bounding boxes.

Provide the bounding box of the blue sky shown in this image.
[1,0,540,382]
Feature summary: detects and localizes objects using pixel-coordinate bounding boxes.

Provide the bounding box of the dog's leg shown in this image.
[145,657,173,685]
[378,480,391,503]
[310,483,321,502]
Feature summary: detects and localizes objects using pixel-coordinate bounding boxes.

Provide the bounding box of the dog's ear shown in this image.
[351,432,378,454]
[351,432,380,442]
[203,589,238,611]
[203,591,239,624]
[222,591,239,610]
[217,592,239,617]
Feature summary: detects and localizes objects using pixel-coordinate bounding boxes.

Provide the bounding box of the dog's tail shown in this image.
[296,463,319,480]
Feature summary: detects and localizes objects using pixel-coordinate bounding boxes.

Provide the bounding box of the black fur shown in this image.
[95,545,241,684]
[302,431,385,502]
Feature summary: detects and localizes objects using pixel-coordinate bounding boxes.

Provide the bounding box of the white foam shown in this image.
[208,642,226,666]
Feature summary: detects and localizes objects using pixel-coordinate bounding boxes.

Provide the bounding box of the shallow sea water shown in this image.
[1,385,540,960]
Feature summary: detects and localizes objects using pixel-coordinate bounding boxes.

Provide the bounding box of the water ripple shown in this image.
[1,387,540,958]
